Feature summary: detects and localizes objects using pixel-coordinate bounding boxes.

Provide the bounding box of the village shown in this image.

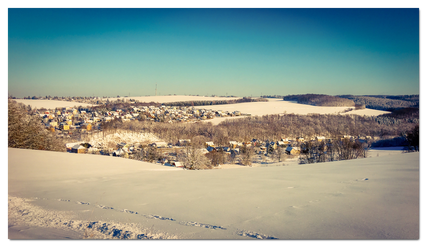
[22,102,375,168]
[35,104,245,136]
[64,132,373,168]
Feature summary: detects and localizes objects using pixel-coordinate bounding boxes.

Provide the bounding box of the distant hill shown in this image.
[282,94,355,107]
[337,95,419,111]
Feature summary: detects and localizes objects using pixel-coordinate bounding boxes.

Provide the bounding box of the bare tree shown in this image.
[178,143,210,170]
[240,145,254,166]
[273,145,286,163]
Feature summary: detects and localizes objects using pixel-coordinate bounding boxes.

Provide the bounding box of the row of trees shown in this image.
[105,112,418,148]
[338,95,418,110]
[283,94,356,107]
[298,139,368,164]
[161,97,268,107]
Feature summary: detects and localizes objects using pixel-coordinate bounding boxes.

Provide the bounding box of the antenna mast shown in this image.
[155,83,157,96]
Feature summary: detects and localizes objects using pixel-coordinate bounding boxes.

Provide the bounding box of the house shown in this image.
[285,146,301,155]
[66,142,80,152]
[277,141,288,147]
[152,142,168,148]
[205,142,215,148]
[229,141,239,148]
[243,141,252,147]
[267,141,277,150]
[315,136,326,142]
[173,162,184,168]
[81,123,92,131]
[49,121,58,127]
[59,122,69,130]
[178,139,191,146]
[71,144,87,154]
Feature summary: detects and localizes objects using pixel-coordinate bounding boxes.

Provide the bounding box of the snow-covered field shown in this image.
[106,95,241,103]
[82,130,161,149]
[13,99,97,109]
[8,148,419,240]
[12,96,240,110]
[195,98,390,118]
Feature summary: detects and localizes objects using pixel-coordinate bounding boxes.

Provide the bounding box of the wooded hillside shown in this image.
[283,94,356,107]
[338,95,419,110]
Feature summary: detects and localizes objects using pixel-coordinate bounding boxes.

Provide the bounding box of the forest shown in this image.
[337,95,419,111]
[282,94,356,107]
[161,97,268,107]
[103,111,418,146]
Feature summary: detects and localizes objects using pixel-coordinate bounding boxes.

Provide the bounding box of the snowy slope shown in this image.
[13,99,97,109]
[8,148,419,240]
[83,130,161,149]
[195,98,390,117]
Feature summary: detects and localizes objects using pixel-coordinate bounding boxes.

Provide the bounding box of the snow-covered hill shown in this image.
[8,148,419,240]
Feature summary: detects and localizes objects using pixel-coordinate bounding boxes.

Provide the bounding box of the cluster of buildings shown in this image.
[130,105,245,123]
[36,105,248,138]
[38,108,95,135]
[64,133,374,168]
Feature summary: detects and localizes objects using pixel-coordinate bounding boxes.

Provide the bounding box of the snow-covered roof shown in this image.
[66,143,80,148]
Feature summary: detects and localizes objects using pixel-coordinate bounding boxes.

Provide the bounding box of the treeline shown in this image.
[298,138,368,164]
[161,97,268,107]
[283,94,356,107]
[92,101,161,113]
[363,95,419,102]
[107,112,418,146]
[8,100,65,151]
[338,95,419,111]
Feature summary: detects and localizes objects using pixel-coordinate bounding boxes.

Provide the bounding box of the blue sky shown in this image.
[8,8,419,97]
